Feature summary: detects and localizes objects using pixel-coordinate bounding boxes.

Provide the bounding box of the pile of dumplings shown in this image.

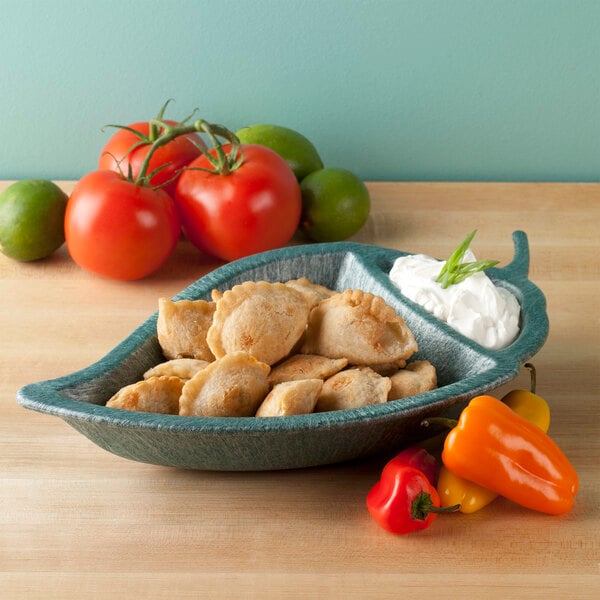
[106,278,437,418]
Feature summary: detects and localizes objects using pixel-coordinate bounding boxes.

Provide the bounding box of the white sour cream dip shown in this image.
[389,250,520,350]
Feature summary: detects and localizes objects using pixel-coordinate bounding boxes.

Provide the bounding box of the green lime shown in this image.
[300,168,370,242]
[235,124,324,181]
[0,179,69,261]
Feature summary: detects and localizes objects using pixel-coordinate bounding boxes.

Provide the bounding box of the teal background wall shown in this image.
[1,0,599,182]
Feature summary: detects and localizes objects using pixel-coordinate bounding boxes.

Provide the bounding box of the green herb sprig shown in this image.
[436,230,499,289]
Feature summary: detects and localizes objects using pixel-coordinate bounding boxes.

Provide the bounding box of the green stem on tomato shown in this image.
[135,120,198,185]
[135,118,243,186]
[195,120,244,176]
[198,121,230,175]
[148,99,175,142]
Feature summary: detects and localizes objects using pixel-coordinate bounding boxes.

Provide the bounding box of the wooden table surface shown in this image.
[1,181,598,599]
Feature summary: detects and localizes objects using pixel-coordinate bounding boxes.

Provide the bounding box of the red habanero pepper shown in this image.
[439,395,579,515]
[366,455,459,534]
[393,445,439,485]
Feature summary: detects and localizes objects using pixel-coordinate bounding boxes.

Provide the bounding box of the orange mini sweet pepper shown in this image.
[439,395,579,515]
[438,364,553,514]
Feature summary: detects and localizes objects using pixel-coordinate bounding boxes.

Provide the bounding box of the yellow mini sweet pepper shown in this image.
[437,466,498,513]
[502,363,550,432]
[437,363,552,513]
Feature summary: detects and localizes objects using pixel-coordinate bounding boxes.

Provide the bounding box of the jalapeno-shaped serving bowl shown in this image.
[17,231,548,471]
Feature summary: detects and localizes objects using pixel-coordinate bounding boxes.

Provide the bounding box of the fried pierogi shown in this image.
[106,277,438,419]
[388,360,437,400]
[316,367,391,412]
[207,281,310,365]
[284,277,336,309]
[179,351,270,417]
[143,358,211,381]
[268,354,348,386]
[301,289,418,365]
[366,360,408,376]
[210,289,223,302]
[157,298,216,361]
[106,376,184,415]
[256,378,323,417]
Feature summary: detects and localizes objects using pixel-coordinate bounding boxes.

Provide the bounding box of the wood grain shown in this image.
[1,181,598,599]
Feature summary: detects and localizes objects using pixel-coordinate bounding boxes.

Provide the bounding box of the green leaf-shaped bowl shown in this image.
[17,231,548,471]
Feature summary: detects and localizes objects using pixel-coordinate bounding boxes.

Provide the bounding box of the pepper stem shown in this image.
[411,491,461,521]
[524,362,537,394]
[420,417,458,430]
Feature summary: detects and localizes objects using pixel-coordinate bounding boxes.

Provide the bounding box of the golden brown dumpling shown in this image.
[301,289,418,365]
[255,378,323,417]
[179,352,270,417]
[284,277,336,309]
[143,358,211,381]
[206,281,310,365]
[388,360,437,400]
[106,376,183,415]
[366,360,407,376]
[156,298,215,361]
[210,289,223,302]
[268,354,348,386]
[316,367,391,412]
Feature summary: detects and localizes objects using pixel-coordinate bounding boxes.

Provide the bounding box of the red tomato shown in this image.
[174,144,301,261]
[98,119,204,195]
[65,170,181,280]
